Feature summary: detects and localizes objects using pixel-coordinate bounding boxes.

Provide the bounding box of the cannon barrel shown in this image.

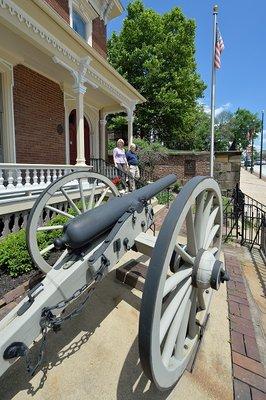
[54,174,177,250]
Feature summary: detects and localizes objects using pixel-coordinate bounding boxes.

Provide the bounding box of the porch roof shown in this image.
[0,0,146,111]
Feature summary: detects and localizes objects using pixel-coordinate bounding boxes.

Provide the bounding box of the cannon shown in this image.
[0,170,229,390]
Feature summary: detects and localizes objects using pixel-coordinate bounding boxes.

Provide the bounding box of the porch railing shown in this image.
[0,163,91,198]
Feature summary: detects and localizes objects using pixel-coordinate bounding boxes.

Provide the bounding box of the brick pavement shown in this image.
[225,249,266,399]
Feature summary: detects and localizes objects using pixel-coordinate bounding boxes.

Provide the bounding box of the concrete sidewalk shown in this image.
[0,248,232,400]
[240,168,266,204]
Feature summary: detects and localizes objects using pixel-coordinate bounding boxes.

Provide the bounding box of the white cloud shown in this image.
[202,102,232,117]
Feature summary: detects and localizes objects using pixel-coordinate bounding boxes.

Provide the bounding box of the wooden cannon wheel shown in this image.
[139,176,224,390]
[26,171,120,274]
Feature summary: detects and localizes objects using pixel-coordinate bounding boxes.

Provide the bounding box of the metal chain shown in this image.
[25,266,106,376]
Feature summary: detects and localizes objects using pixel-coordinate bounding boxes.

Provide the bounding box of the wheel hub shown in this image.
[192,249,229,290]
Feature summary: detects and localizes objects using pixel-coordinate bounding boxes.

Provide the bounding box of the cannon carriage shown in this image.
[0,171,228,390]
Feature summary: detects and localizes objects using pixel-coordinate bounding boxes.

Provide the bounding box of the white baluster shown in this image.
[12,213,20,233]
[46,169,52,185]
[39,169,45,187]
[16,168,23,188]
[25,169,31,188]
[53,169,57,182]
[21,211,28,229]
[32,169,38,188]
[7,169,14,190]
[58,169,63,179]
[2,214,11,237]
[0,169,5,192]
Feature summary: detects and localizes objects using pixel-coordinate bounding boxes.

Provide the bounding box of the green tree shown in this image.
[215,110,233,151]
[227,108,261,150]
[107,0,206,149]
[193,106,211,151]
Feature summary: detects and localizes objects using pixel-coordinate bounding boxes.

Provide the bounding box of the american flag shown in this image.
[214,27,225,69]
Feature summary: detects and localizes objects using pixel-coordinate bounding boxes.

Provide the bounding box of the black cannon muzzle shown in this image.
[54,174,177,250]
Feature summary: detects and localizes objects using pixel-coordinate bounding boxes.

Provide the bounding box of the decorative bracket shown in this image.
[53,56,98,90]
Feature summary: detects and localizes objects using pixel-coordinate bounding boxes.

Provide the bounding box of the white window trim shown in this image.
[0,58,16,163]
[69,0,93,45]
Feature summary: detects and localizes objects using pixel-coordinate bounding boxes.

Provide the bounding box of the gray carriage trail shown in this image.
[0,251,233,400]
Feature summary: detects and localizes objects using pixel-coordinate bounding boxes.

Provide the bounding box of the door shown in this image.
[69,109,90,165]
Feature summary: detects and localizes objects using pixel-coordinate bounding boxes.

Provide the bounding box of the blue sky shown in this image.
[108,1,266,147]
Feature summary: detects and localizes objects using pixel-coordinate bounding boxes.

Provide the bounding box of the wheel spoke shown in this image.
[204,224,220,249]
[45,205,75,219]
[60,187,81,215]
[95,186,109,208]
[202,192,214,226]
[210,246,219,255]
[54,249,69,267]
[162,286,192,365]
[197,288,206,311]
[78,179,86,213]
[203,206,219,245]
[163,267,192,297]
[186,207,197,256]
[88,179,97,210]
[40,243,55,255]
[187,288,198,339]
[160,278,192,344]
[194,192,206,248]
[174,244,195,265]
[37,225,64,231]
[174,288,195,359]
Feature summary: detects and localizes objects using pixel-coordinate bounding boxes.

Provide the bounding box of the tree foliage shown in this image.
[227,109,261,150]
[107,0,206,149]
[193,107,261,151]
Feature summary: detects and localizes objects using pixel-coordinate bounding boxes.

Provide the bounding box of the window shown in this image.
[72,10,87,40]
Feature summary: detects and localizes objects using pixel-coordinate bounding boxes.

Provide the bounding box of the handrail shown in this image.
[89,158,147,189]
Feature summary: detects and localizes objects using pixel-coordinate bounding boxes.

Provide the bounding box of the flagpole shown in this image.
[210,5,218,177]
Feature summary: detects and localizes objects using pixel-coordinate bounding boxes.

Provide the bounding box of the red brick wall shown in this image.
[44,0,69,22]
[13,65,66,164]
[92,18,107,58]
[152,154,210,184]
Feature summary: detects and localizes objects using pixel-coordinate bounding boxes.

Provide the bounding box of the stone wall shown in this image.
[214,152,242,192]
[108,150,242,192]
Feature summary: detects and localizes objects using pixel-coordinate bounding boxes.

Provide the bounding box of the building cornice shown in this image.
[0,0,146,106]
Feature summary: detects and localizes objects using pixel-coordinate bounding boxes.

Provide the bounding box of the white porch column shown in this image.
[0,59,16,162]
[99,115,107,159]
[127,110,135,147]
[73,83,87,165]
[121,102,136,147]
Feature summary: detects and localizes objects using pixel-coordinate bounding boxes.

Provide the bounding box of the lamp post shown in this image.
[259,110,264,179]
[250,130,254,174]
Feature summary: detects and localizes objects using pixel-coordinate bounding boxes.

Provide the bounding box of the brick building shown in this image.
[0,0,145,165]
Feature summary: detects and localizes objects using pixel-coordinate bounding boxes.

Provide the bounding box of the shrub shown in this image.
[108,139,116,152]
[156,190,174,205]
[138,142,168,181]
[0,229,47,277]
[171,181,181,194]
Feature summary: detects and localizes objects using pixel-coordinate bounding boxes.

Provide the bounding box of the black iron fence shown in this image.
[224,183,265,258]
